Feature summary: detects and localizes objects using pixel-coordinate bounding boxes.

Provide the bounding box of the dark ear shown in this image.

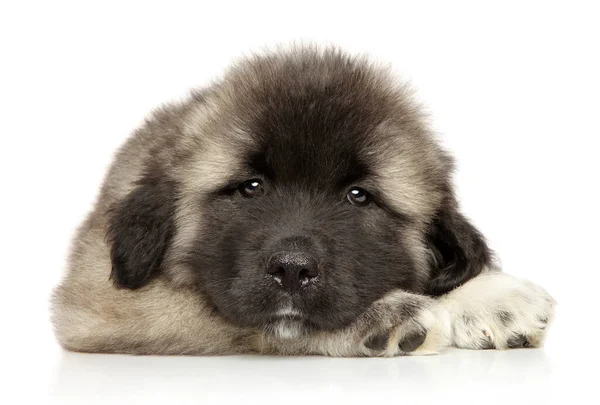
[106,174,175,289]
[426,205,492,296]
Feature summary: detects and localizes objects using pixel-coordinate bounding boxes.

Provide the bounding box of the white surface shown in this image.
[1,1,598,404]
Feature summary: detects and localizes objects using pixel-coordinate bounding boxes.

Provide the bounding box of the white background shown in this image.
[1,1,599,404]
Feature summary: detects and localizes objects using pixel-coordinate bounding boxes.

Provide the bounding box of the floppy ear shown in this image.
[426,203,492,296]
[106,173,176,289]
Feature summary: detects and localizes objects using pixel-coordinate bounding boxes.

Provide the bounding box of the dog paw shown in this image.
[444,272,556,350]
[361,292,451,356]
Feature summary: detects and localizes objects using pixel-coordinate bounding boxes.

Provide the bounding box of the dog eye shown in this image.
[347,187,370,205]
[240,179,264,197]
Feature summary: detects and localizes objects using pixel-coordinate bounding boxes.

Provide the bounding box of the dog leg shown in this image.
[440,271,556,349]
[276,272,555,357]
[264,291,451,357]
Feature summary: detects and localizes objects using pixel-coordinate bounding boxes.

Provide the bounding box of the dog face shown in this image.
[107,49,491,337]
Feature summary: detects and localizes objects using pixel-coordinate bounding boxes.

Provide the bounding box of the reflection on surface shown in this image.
[49,348,553,404]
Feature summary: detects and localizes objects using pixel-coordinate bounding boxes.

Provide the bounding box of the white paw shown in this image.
[443,272,556,349]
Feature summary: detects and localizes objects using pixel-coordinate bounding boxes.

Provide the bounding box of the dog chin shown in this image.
[267,319,306,339]
[264,305,307,339]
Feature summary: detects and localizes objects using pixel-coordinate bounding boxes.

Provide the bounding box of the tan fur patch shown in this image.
[369,120,452,220]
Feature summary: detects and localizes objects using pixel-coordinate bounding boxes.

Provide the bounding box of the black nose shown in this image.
[267,251,319,293]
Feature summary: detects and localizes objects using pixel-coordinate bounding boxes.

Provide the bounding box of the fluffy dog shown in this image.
[51,47,555,356]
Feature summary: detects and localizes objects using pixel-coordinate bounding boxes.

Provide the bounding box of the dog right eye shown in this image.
[347,187,371,206]
[239,179,265,197]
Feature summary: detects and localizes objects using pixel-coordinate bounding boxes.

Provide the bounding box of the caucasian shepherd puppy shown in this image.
[52,47,555,356]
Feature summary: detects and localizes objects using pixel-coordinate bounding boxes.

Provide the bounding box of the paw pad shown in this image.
[507,334,530,348]
[364,332,389,351]
[398,330,427,353]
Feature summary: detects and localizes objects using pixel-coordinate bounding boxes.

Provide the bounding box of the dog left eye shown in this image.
[240,179,264,197]
[347,187,370,205]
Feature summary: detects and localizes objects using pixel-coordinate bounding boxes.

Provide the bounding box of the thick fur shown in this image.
[51,46,555,356]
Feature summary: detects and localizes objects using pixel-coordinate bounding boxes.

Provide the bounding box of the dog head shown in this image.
[107,48,491,337]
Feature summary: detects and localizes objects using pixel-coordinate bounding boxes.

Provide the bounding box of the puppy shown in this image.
[51,47,555,356]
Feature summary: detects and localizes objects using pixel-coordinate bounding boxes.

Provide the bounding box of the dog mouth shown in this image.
[273,305,304,320]
[272,314,304,322]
